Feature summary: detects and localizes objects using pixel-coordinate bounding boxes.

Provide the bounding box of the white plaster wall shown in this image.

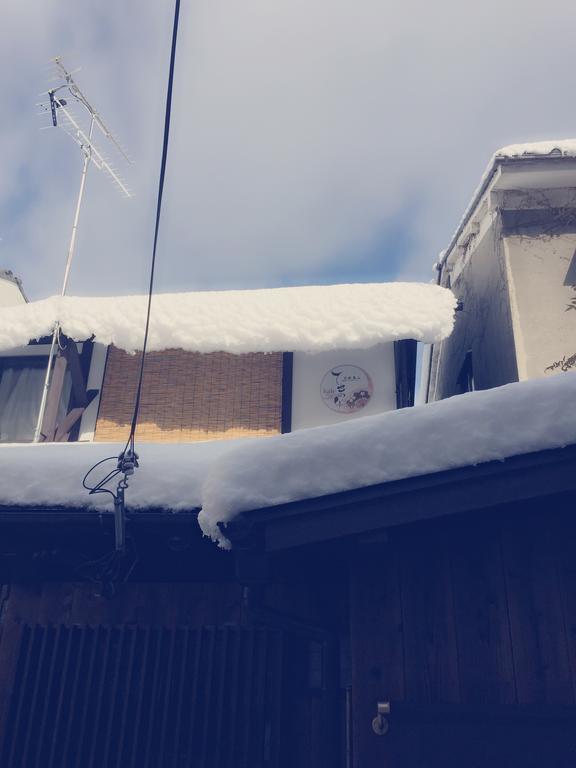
[504,235,576,379]
[0,278,25,306]
[430,217,518,401]
[291,343,397,430]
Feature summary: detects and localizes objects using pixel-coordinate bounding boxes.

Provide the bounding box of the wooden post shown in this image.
[39,352,68,442]
[40,338,98,442]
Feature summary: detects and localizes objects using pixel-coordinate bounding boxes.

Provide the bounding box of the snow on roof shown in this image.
[0,439,237,512]
[494,139,576,159]
[1,372,575,548]
[198,371,576,545]
[0,283,456,354]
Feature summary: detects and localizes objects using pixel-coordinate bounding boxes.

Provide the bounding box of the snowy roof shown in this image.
[0,283,456,354]
[494,139,576,159]
[441,138,576,266]
[1,371,575,548]
[198,370,576,544]
[0,439,232,513]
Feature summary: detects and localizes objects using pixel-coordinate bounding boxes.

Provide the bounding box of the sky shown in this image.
[2,0,576,301]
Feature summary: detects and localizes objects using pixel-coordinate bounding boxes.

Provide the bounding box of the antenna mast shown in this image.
[33,57,132,442]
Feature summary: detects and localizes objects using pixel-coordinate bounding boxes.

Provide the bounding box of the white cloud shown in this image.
[2,0,576,299]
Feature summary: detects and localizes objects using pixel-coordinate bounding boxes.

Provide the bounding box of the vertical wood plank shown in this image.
[502,514,574,705]
[450,521,516,705]
[40,352,68,441]
[546,508,576,702]
[0,619,23,754]
[70,583,118,625]
[400,528,461,705]
[349,543,404,768]
[36,583,74,625]
[176,582,242,627]
[2,584,42,625]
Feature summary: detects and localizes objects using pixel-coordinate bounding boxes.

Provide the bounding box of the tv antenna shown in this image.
[33,57,133,442]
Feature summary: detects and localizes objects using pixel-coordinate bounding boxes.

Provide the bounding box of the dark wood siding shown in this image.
[349,505,576,766]
[0,580,341,768]
[1,624,285,768]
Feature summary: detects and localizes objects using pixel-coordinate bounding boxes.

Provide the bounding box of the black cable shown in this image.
[126,0,181,457]
[82,0,181,560]
[82,455,121,501]
[84,0,181,493]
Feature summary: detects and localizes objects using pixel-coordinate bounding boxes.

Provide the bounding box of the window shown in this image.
[0,354,72,442]
[456,350,475,395]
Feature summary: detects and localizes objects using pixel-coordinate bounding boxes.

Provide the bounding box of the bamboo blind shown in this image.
[94,347,284,443]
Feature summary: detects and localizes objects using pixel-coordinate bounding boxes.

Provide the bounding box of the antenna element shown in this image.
[34,58,133,443]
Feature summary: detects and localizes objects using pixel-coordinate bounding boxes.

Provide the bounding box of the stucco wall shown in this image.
[428,180,576,402]
[431,220,518,400]
[291,343,397,430]
[504,233,576,378]
[0,277,25,307]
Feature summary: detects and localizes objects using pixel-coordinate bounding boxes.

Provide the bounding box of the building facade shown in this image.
[424,142,576,402]
[0,269,26,307]
[0,283,454,444]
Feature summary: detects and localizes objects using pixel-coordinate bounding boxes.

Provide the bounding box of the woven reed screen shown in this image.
[94,347,284,443]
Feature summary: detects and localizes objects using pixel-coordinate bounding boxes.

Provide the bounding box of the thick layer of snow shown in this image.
[0,283,456,354]
[1,373,575,549]
[198,371,576,544]
[0,440,238,512]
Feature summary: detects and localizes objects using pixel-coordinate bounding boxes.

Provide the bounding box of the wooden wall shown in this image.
[349,504,576,766]
[0,579,341,768]
[0,582,243,731]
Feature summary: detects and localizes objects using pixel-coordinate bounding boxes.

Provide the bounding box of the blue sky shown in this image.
[279,204,420,287]
[2,0,576,300]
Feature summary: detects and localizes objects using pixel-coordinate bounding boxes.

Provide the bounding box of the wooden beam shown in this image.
[54,407,86,442]
[61,337,88,407]
[394,339,417,409]
[39,352,68,442]
[41,337,98,442]
[281,352,293,433]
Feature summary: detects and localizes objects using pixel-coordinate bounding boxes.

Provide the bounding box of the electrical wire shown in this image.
[82,0,182,564]
[82,456,121,502]
[125,0,181,460]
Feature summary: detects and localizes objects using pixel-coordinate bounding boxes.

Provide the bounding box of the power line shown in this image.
[84,0,182,560]
[126,0,181,457]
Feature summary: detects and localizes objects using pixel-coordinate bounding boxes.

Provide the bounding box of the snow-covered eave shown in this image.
[2,373,574,549]
[440,140,576,270]
[1,442,574,553]
[219,441,576,550]
[0,503,200,520]
[0,282,456,355]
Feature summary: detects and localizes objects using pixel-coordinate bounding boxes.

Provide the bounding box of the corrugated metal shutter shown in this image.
[1,624,283,768]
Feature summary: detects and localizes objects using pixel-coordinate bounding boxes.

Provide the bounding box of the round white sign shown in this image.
[320,365,373,413]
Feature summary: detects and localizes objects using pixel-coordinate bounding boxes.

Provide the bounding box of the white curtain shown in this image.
[0,362,72,442]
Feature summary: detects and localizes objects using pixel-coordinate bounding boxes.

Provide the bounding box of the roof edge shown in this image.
[0,269,28,302]
[441,142,576,268]
[223,442,576,551]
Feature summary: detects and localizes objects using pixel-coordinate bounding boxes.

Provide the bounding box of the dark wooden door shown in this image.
[349,510,576,767]
[361,703,576,767]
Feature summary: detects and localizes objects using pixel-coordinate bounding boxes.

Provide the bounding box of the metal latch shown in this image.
[372,701,390,736]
